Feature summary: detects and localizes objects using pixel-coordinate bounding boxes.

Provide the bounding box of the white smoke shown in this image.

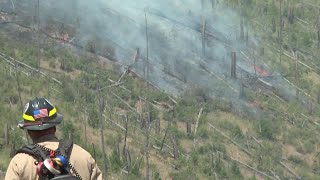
[2,0,299,112]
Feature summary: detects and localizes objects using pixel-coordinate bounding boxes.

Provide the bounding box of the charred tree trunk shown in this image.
[36,0,41,74]
[60,57,65,71]
[124,149,132,172]
[239,80,244,98]
[279,0,283,64]
[160,121,170,151]
[145,112,150,180]
[155,119,160,134]
[202,17,206,57]
[186,119,192,134]
[15,66,23,110]
[83,108,88,146]
[294,52,299,97]
[318,28,320,48]
[92,143,96,160]
[98,94,107,177]
[140,115,146,128]
[231,52,237,78]
[240,18,244,40]
[245,30,249,46]
[123,114,129,157]
[272,17,276,33]
[170,134,179,159]
[10,143,16,158]
[84,115,87,146]
[47,75,51,99]
[308,101,314,115]
[288,3,294,24]
[4,123,9,147]
[116,139,120,157]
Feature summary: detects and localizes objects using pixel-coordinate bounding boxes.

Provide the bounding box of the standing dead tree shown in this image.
[239,74,244,98]
[155,119,160,135]
[193,108,203,147]
[287,3,294,24]
[122,114,129,158]
[122,149,132,174]
[97,77,108,178]
[186,119,192,134]
[144,11,151,180]
[240,18,244,40]
[144,111,150,180]
[202,17,206,57]
[84,108,88,146]
[231,52,237,78]
[4,123,9,147]
[279,0,283,64]
[170,134,179,159]
[317,28,320,49]
[35,0,41,73]
[294,51,300,97]
[14,58,23,110]
[160,121,170,151]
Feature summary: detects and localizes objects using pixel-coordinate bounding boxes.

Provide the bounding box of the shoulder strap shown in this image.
[16,144,49,162]
[56,138,74,160]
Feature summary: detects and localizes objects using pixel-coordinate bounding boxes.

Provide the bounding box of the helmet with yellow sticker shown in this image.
[18,98,63,130]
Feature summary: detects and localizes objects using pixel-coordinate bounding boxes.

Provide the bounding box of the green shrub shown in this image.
[288,155,304,165]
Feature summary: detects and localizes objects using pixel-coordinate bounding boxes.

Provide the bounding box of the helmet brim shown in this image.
[18,114,63,131]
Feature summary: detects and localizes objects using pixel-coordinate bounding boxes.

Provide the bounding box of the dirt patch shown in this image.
[226,144,251,163]
[282,144,301,159]
[180,139,193,153]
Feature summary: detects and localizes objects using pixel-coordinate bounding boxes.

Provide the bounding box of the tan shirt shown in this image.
[5,135,102,180]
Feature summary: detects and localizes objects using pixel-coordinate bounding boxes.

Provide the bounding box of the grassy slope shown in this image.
[1,0,320,179]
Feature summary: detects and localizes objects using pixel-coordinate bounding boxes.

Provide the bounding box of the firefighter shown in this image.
[5,97,102,180]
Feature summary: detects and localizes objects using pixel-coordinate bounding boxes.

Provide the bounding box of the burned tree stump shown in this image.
[308,101,314,115]
[140,116,146,129]
[123,148,132,172]
[155,119,160,134]
[186,119,192,134]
